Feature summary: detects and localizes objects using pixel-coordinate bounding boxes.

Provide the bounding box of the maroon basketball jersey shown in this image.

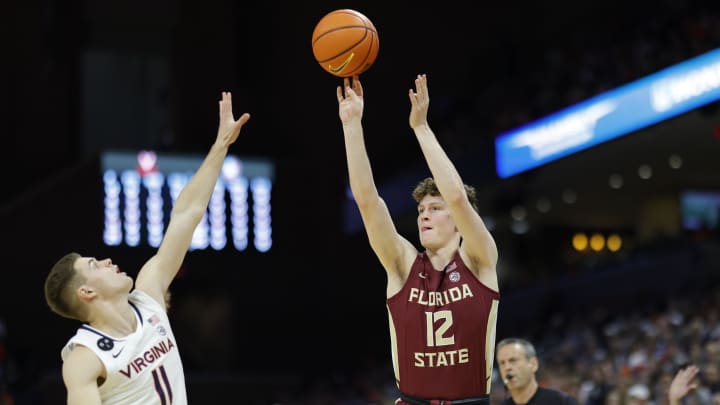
[386,251,500,400]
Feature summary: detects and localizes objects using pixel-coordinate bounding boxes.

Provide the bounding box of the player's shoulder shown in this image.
[61,326,98,361]
[62,343,104,384]
[129,288,165,311]
[62,341,102,367]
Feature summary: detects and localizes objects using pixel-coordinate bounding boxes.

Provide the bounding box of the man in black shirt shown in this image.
[496,338,579,405]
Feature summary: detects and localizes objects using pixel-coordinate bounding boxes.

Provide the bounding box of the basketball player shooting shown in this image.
[337,74,500,404]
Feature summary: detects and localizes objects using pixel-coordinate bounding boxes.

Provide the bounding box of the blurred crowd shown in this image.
[435,5,720,161]
[502,285,720,405]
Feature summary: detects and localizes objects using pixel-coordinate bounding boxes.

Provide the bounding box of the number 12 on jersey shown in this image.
[425,310,455,347]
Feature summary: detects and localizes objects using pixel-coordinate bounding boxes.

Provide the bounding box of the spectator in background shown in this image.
[668,365,699,405]
[604,388,623,405]
[496,338,578,405]
[627,383,650,405]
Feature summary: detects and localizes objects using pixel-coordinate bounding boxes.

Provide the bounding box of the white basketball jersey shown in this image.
[61,289,188,405]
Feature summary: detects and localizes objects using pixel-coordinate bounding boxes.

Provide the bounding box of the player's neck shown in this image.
[424,245,458,271]
[510,380,538,405]
[87,299,138,337]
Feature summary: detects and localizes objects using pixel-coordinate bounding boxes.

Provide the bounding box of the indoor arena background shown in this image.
[2,0,720,404]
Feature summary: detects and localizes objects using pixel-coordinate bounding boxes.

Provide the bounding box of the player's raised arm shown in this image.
[135,92,250,307]
[408,74,497,284]
[338,76,416,285]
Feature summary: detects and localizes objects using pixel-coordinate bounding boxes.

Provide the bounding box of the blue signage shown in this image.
[495,48,720,178]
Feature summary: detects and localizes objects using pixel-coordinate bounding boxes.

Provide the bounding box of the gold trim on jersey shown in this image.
[387,305,401,385]
[484,299,500,394]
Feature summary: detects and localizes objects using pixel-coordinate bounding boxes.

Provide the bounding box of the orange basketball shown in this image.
[311,9,379,77]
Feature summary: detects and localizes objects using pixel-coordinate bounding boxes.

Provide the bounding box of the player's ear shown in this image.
[77,285,97,302]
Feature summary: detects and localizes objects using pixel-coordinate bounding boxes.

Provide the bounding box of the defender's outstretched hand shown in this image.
[409,74,430,129]
[217,92,250,148]
[337,75,364,125]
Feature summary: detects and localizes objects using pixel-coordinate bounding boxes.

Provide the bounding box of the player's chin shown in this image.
[419,237,439,250]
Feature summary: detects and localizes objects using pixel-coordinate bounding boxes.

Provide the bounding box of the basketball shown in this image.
[311,9,379,77]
